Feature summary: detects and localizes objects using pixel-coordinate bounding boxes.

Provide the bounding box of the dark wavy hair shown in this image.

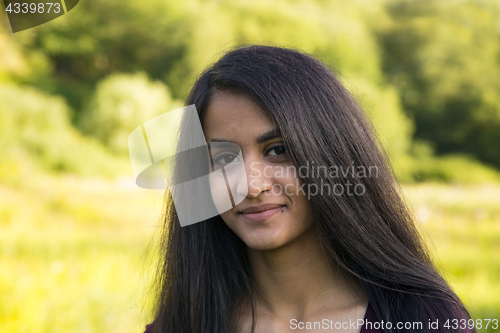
[149,45,473,333]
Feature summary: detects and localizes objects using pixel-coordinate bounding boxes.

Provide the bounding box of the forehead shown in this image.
[203,91,275,143]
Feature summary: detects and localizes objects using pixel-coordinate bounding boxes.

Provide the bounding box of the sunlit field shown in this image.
[0,175,499,333]
[0,172,162,333]
[405,183,500,331]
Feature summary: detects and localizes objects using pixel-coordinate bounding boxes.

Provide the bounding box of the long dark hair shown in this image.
[150,45,473,333]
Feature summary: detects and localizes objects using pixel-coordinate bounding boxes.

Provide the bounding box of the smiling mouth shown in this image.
[239,204,286,214]
[239,205,286,222]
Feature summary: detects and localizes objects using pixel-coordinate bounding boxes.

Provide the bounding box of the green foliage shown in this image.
[378,0,500,168]
[395,140,500,184]
[2,0,500,182]
[0,34,28,82]
[183,0,385,84]
[346,78,413,159]
[0,83,126,178]
[79,72,180,154]
[412,155,500,184]
[14,0,193,107]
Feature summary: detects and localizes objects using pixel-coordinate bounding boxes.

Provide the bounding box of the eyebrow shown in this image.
[209,128,281,145]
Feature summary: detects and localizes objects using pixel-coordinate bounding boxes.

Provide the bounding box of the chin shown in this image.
[221,212,314,252]
[236,229,290,251]
[244,240,283,251]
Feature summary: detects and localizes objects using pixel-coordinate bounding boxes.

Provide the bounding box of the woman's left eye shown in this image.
[267,145,287,156]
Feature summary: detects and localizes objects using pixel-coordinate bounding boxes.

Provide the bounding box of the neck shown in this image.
[247,226,367,319]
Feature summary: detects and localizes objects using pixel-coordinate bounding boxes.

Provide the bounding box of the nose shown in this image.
[236,158,273,198]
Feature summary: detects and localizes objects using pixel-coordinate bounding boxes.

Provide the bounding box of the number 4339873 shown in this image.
[5,2,61,14]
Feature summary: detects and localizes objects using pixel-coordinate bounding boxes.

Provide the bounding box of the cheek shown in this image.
[277,175,314,226]
[219,210,233,227]
[294,196,314,227]
[209,170,233,214]
[208,162,248,214]
[273,169,300,198]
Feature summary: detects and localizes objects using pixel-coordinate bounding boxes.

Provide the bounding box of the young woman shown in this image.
[144,45,474,332]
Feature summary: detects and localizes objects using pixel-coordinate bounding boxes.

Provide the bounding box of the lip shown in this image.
[240,204,285,214]
[239,204,286,222]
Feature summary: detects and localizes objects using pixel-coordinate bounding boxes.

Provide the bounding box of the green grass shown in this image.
[0,174,499,332]
[0,172,162,333]
[403,183,500,331]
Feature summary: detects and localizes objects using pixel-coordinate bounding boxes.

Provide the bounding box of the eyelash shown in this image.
[266,144,287,157]
[212,152,240,166]
[212,144,288,167]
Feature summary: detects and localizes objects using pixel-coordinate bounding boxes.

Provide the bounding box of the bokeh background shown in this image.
[1,0,499,332]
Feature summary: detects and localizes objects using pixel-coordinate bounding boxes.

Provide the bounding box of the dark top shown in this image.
[144,322,154,333]
[361,302,383,333]
[144,302,382,332]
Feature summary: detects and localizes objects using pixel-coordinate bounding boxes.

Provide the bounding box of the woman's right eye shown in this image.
[213,153,241,169]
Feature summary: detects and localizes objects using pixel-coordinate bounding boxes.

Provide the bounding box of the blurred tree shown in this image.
[79,72,179,155]
[6,0,414,165]
[347,78,414,160]
[15,0,193,111]
[0,34,26,81]
[377,0,500,167]
[21,0,500,176]
[0,83,123,176]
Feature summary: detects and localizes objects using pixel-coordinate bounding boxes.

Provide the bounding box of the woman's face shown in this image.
[203,91,314,251]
